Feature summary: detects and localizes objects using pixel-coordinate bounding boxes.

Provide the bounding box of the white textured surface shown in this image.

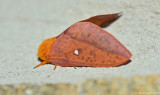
[0,0,160,84]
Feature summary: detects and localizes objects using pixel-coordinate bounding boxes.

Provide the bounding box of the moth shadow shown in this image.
[116,60,132,67]
[38,57,44,62]
[37,57,51,64]
[37,57,131,68]
[76,60,132,68]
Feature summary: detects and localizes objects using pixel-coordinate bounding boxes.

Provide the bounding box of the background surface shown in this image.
[0,0,160,84]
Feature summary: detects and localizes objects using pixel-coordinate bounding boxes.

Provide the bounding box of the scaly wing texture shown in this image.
[48,22,131,67]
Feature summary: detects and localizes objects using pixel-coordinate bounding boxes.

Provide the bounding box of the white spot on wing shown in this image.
[74,49,79,55]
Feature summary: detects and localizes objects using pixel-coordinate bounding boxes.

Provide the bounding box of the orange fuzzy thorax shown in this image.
[37,37,56,61]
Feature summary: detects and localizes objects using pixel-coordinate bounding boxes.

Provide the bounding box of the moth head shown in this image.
[37,37,56,61]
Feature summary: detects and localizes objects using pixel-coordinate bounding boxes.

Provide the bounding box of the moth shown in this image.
[34,13,132,70]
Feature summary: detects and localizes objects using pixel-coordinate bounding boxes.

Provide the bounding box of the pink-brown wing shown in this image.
[81,12,122,28]
[48,22,131,67]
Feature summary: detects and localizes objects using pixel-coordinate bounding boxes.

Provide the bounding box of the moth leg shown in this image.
[73,66,76,69]
[54,64,57,70]
[34,61,47,68]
